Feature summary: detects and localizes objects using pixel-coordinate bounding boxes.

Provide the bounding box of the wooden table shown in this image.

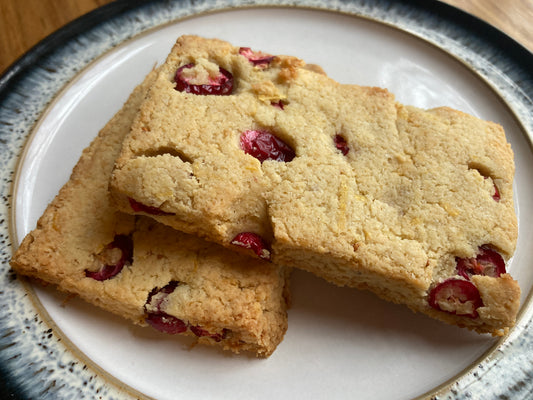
[1,0,532,74]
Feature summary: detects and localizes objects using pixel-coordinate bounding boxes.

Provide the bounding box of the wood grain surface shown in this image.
[0,0,531,75]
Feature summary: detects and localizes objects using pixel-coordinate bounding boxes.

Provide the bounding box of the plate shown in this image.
[1,1,533,399]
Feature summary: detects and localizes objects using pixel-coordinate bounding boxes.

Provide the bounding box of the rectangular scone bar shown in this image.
[10,69,290,357]
[109,35,520,336]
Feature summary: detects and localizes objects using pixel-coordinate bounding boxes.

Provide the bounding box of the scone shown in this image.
[109,35,520,336]
[10,69,289,357]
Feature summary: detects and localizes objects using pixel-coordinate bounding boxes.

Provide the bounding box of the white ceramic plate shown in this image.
[2,1,532,399]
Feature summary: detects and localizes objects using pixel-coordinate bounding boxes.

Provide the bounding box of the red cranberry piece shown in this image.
[240,130,295,163]
[428,278,483,318]
[146,281,180,311]
[85,264,121,281]
[334,134,349,155]
[239,47,275,68]
[128,197,173,216]
[190,325,209,338]
[456,246,506,279]
[230,232,271,261]
[144,281,187,334]
[190,326,228,342]
[271,100,285,110]
[146,313,188,334]
[85,235,133,281]
[174,63,233,95]
[483,176,500,201]
[492,184,501,202]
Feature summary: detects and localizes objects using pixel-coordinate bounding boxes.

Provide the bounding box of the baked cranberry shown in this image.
[240,130,295,163]
[128,197,173,216]
[146,281,180,310]
[456,246,506,279]
[146,314,188,334]
[174,63,233,95]
[482,176,500,201]
[239,47,275,68]
[144,281,188,334]
[85,235,133,281]
[190,326,228,342]
[230,232,271,261]
[428,279,483,318]
[190,325,208,337]
[492,184,501,202]
[271,100,285,110]
[334,134,349,155]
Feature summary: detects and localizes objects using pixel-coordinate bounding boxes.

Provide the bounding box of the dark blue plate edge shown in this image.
[0,0,532,399]
[426,0,533,75]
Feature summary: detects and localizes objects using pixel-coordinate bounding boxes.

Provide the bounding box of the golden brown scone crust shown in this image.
[11,69,289,357]
[110,35,519,335]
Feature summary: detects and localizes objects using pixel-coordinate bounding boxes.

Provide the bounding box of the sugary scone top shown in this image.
[111,36,518,333]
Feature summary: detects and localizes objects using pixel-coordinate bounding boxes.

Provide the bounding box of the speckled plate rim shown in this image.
[1,1,532,399]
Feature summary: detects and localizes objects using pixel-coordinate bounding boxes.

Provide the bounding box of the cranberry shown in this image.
[271,100,285,110]
[174,63,233,95]
[128,197,173,216]
[190,325,228,342]
[144,281,188,334]
[239,47,275,68]
[146,314,188,334]
[144,283,229,339]
[230,232,271,261]
[334,134,349,155]
[482,176,500,202]
[190,325,208,337]
[146,281,180,310]
[85,235,133,281]
[428,279,483,318]
[240,130,295,163]
[492,184,501,202]
[456,246,506,279]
